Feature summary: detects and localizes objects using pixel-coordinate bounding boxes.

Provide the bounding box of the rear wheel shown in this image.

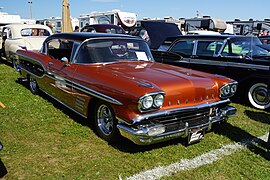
[94,101,120,143]
[248,82,270,110]
[29,75,39,95]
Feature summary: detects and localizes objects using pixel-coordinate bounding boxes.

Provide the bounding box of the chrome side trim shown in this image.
[18,55,123,105]
[189,58,269,70]
[39,88,88,119]
[45,71,123,105]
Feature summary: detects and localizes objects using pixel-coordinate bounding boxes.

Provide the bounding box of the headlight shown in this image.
[219,82,238,98]
[138,92,165,112]
[230,84,237,94]
[153,94,164,107]
[141,95,153,110]
[221,85,230,96]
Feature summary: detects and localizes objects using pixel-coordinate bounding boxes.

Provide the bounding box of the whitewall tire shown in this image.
[248,83,270,110]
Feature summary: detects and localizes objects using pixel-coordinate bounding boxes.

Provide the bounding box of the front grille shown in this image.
[135,107,211,132]
[156,107,210,132]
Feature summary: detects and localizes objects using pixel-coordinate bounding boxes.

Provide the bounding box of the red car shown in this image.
[15,33,237,145]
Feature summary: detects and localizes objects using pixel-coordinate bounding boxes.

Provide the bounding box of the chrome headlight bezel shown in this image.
[138,92,165,112]
[219,81,238,99]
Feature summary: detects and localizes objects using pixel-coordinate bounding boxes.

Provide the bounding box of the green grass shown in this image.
[0,63,270,179]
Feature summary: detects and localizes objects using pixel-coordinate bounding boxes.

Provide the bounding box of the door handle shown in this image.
[48,62,53,66]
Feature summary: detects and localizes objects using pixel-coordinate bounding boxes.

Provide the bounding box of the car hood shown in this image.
[95,61,223,109]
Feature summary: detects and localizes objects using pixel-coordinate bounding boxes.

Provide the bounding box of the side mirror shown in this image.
[61,57,70,66]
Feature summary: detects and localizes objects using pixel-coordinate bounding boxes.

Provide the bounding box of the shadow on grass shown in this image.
[15,78,91,127]
[109,136,189,153]
[213,122,270,160]
[244,110,270,125]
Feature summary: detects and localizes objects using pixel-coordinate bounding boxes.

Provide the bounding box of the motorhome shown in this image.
[78,10,137,30]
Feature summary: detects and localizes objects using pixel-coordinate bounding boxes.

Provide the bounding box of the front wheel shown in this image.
[29,75,39,95]
[94,101,120,143]
[248,82,270,110]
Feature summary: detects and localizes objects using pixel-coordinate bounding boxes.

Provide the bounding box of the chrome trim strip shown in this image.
[39,88,88,119]
[189,59,269,70]
[18,55,123,105]
[45,71,122,105]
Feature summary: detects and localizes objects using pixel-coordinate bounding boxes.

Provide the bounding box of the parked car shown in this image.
[128,20,182,50]
[15,33,237,145]
[80,24,126,34]
[0,24,52,70]
[153,35,270,110]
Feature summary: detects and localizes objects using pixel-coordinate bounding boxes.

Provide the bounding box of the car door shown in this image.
[46,39,77,107]
[189,39,228,76]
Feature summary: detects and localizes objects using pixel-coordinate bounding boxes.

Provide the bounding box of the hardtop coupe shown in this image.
[16,32,237,145]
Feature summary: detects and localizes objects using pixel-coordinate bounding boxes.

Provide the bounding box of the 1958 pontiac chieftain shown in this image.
[15,33,237,145]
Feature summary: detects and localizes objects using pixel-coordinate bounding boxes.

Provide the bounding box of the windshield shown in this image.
[75,38,154,63]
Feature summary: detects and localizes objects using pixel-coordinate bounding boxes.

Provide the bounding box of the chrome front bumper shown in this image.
[117,100,236,145]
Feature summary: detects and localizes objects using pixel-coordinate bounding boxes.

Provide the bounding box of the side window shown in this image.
[231,42,246,55]
[196,40,224,57]
[70,42,80,62]
[169,40,194,57]
[47,39,73,60]
[75,43,93,64]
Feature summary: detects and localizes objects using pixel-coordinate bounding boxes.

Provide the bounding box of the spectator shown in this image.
[74,26,79,32]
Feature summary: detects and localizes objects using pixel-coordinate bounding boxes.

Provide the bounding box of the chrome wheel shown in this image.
[97,104,114,135]
[94,101,119,143]
[248,83,270,110]
[29,76,39,94]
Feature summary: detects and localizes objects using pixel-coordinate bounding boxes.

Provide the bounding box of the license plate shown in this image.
[187,130,204,144]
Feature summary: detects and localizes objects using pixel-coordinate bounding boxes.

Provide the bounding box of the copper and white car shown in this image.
[0,24,52,70]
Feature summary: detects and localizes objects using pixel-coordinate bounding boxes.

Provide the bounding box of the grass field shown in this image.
[0,62,270,179]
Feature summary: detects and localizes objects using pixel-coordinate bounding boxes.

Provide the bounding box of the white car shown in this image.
[0,24,52,70]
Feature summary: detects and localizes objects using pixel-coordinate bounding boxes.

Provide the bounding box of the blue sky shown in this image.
[1,0,270,21]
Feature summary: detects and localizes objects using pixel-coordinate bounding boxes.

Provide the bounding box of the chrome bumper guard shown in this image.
[117,101,236,145]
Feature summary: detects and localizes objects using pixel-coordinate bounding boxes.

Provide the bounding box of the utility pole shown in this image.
[28,1,32,19]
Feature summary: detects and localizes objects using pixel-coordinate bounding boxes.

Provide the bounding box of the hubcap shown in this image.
[252,86,269,106]
[97,104,114,135]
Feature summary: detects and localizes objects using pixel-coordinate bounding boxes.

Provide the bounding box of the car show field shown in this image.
[0,63,269,179]
[0,1,270,179]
